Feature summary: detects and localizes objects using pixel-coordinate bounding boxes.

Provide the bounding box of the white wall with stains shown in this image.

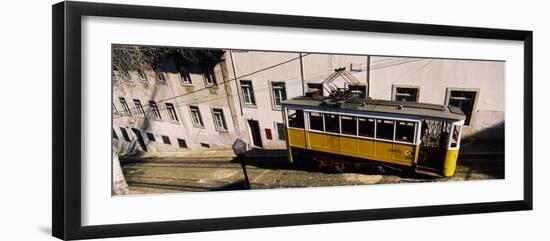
[112,59,242,155]
[369,57,505,138]
[114,50,505,155]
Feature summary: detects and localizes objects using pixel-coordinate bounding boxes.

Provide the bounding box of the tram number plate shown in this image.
[389,148,402,153]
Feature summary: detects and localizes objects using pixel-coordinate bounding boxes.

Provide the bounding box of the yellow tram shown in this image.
[282,96,466,177]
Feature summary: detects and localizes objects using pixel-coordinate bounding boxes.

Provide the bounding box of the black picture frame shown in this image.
[52,1,533,240]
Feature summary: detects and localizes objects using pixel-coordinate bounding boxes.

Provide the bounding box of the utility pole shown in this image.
[219,52,243,139]
[299,53,306,95]
[366,55,371,99]
[229,50,244,115]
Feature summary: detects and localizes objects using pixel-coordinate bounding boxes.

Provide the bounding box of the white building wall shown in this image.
[114,50,506,154]
[227,51,373,149]
[227,51,303,149]
[302,53,369,94]
[369,56,505,138]
[112,59,241,155]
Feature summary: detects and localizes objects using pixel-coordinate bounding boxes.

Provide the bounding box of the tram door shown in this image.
[248,119,263,148]
[417,119,450,169]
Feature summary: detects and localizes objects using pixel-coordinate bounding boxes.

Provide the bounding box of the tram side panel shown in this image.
[284,105,464,177]
[341,136,358,154]
[442,122,463,176]
[443,150,459,177]
[302,131,415,167]
[325,134,341,152]
[392,143,417,163]
[356,138,374,157]
[287,128,306,149]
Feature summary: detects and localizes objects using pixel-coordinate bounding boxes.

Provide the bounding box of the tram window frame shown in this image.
[395,121,416,143]
[309,112,324,131]
[341,115,357,135]
[376,119,395,140]
[449,124,461,148]
[324,113,340,133]
[287,109,304,129]
[358,117,375,138]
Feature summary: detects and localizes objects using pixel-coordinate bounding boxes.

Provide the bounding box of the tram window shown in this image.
[395,121,416,143]
[287,109,304,128]
[376,119,394,140]
[358,117,375,137]
[341,115,357,135]
[309,112,324,131]
[450,125,461,148]
[324,113,340,133]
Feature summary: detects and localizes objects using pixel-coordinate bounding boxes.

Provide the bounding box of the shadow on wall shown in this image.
[112,46,229,157]
[461,121,505,154]
[462,120,505,140]
[457,121,505,179]
[113,82,160,157]
[112,45,225,75]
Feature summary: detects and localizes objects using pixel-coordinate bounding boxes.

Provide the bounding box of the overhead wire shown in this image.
[113,55,425,118]
[114,53,311,118]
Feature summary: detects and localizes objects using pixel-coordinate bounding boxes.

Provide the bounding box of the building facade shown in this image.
[225,51,371,149]
[112,52,246,155]
[113,48,504,155]
[368,57,504,139]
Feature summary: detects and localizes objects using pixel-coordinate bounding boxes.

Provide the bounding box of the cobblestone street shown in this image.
[120,154,504,195]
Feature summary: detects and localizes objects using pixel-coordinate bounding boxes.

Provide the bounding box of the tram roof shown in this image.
[282,96,466,121]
